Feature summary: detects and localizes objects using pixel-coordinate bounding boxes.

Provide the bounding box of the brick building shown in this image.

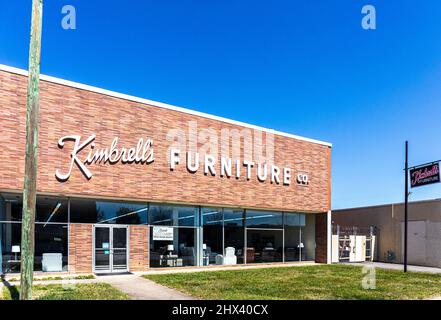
[0,64,332,274]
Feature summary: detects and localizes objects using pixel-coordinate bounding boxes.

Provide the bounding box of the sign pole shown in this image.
[20,0,43,300]
[404,149,440,273]
[404,141,408,273]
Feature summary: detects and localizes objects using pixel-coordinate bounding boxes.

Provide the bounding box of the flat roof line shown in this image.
[0,63,332,147]
[333,198,441,212]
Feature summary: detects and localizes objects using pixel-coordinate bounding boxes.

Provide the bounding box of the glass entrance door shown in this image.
[112,227,128,272]
[93,225,128,273]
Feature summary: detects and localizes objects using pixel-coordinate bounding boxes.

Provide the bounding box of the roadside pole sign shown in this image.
[410,162,440,188]
[404,148,440,274]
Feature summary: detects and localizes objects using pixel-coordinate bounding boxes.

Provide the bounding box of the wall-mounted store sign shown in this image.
[55,134,155,181]
[54,134,309,187]
[152,226,174,241]
[410,163,440,188]
[169,149,308,186]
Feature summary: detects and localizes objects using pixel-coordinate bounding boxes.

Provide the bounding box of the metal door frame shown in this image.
[92,224,129,274]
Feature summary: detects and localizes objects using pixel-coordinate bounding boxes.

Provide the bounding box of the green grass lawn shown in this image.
[1,283,130,300]
[144,264,441,300]
[5,275,95,282]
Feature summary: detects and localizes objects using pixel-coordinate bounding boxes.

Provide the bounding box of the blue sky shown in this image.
[1,0,441,209]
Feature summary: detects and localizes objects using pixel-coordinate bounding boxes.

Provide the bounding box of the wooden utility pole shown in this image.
[20,0,43,300]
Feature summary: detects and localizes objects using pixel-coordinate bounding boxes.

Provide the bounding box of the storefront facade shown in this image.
[0,64,332,274]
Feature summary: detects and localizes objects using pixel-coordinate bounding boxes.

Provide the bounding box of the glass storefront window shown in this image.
[35,223,68,272]
[149,227,197,267]
[285,212,302,226]
[284,213,314,261]
[284,213,302,261]
[303,214,316,261]
[202,207,223,265]
[246,210,283,229]
[70,199,148,224]
[223,209,245,264]
[246,210,283,263]
[0,194,23,222]
[149,204,197,227]
[36,196,68,223]
[0,194,68,223]
[0,222,68,274]
[247,229,283,263]
[1,192,318,273]
[0,223,21,274]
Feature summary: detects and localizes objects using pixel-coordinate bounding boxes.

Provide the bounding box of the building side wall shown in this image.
[333,200,441,268]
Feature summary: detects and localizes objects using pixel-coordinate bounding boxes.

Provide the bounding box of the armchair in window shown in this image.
[42,253,63,272]
[181,247,196,266]
[215,247,237,265]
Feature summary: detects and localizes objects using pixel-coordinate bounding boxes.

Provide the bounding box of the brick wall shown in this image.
[315,213,328,263]
[68,224,93,273]
[0,69,331,213]
[129,225,149,272]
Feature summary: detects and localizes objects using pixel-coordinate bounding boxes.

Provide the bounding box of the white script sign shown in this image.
[55,135,154,181]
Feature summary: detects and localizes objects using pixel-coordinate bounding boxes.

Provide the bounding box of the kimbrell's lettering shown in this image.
[55,134,155,181]
[54,135,309,187]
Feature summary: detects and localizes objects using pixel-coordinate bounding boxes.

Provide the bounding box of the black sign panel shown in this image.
[410,163,440,188]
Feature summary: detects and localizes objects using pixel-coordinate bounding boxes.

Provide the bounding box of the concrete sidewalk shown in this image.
[96,274,196,300]
[344,262,441,274]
